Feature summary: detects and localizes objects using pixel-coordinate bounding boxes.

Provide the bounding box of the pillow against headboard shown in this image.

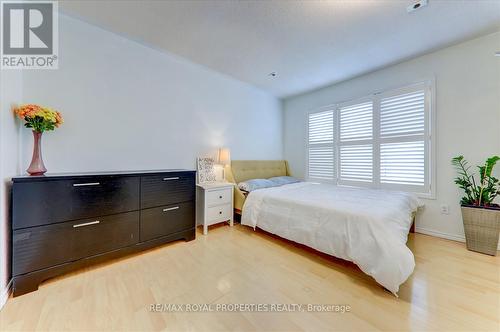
[268,176,301,186]
[238,179,276,192]
[226,160,290,212]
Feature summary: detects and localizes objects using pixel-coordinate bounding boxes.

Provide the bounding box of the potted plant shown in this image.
[15,104,63,175]
[452,155,500,255]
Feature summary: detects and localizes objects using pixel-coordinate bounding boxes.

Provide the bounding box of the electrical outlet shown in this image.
[440,204,450,215]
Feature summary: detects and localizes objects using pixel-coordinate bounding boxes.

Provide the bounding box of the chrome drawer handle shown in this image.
[163,177,179,181]
[163,206,179,212]
[73,220,100,228]
[73,182,100,187]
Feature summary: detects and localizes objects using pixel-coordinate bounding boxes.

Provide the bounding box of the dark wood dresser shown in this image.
[11,169,196,296]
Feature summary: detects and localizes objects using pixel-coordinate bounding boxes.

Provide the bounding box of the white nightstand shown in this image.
[196,182,234,235]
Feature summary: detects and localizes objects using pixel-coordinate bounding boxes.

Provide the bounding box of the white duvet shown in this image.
[241,182,422,295]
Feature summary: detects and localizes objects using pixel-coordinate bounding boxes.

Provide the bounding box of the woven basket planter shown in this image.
[461,206,500,256]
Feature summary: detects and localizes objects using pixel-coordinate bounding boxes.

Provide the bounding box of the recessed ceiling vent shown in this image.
[407,0,428,13]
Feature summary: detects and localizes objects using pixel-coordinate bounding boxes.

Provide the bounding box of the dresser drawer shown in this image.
[12,176,140,229]
[141,173,195,209]
[206,188,232,207]
[12,211,139,276]
[140,201,195,242]
[207,204,232,225]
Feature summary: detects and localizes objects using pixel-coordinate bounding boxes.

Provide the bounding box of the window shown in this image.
[379,89,426,188]
[339,101,373,184]
[307,110,335,181]
[307,82,433,196]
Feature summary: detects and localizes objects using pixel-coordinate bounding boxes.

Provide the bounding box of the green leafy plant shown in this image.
[452,155,500,207]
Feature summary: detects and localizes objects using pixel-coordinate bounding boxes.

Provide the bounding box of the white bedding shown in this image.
[241,182,422,295]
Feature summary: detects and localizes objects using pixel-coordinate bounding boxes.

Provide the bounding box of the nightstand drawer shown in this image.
[207,204,232,224]
[206,188,232,207]
[196,183,234,235]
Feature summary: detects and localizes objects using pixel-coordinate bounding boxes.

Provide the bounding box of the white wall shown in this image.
[20,14,283,173]
[0,70,22,308]
[283,31,500,242]
[0,14,283,309]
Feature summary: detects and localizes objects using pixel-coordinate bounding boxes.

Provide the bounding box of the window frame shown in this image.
[305,80,436,199]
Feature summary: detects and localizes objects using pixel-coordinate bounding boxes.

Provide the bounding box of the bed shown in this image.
[224,160,292,213]
[225,160,421,295]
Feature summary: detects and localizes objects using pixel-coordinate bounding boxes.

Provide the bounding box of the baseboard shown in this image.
[415,227,500,251]
[0,279,12,311]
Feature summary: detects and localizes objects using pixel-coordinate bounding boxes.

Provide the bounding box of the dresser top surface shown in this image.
[12,169,196,182]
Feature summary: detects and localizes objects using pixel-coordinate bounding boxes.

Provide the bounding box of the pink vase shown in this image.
[27,131,47,176]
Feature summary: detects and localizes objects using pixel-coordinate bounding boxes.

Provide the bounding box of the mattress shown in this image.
[241,182,422,295]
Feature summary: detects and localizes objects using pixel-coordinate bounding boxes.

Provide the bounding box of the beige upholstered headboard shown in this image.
[225,160,290,212]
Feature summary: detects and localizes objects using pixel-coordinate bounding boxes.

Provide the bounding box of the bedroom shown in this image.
[0,0,499,331]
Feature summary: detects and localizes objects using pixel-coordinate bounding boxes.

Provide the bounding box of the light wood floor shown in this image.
[1,224,499,332]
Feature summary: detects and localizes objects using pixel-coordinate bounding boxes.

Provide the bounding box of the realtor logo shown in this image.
[1,1,58,69]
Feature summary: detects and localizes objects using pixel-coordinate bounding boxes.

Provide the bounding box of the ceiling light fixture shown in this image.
[268,72,277,78]
[407,0,428,13]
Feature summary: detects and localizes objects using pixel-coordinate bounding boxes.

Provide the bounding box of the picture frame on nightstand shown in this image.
[196,157,217,184]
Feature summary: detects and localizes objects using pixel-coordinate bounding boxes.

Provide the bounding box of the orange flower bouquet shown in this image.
[15,104,63,132]
[15,104,63,176]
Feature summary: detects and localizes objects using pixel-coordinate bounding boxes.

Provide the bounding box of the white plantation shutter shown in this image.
[339,102,373,141]
[307,110,335,181]
[380,90,425,138]
[340,145,373,182]
[380,141,424,185]
[309,110,334,144]
[379,87,429,192]
[308,147,334,180]
[339,101,373,184]
[305,82,432,195]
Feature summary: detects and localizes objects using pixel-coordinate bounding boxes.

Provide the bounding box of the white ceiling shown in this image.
[60,0,500,98]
